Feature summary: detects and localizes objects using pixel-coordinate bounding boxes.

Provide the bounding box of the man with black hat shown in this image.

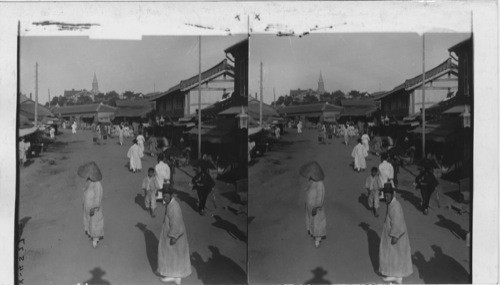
[379,184,413,284]
[157,187,192,284]
[191,162,216,216]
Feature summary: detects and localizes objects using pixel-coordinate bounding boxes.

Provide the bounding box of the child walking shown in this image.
[365,167,383,217]
[142,167,160,217]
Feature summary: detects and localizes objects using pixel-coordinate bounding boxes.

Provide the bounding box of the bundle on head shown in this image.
[299,161,325,182]
[77,161,102,182]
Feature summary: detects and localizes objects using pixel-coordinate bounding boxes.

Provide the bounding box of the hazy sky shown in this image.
[20,35,246,104]
[249,33,470,104]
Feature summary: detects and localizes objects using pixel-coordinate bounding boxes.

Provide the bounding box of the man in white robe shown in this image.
[297,121,303,134]
[379,153,395,187]
[155,153,171,202]
[136,133,146,156]
[157,189,192,284]
[127,139,143,173]
[352,138,368,172]
[19,137,29,167]
[361,132,370,152]
[379,185,413,284]
[72,122,77,134]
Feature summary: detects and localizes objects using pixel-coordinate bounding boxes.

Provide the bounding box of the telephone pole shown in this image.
[35,62,38,127]
[48,88,51,108]
[198,36,202,159]
[421,34,426,158]
[273,87,276,108]
[259,62,263,126]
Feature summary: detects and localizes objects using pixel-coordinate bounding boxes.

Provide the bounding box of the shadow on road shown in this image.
[18,216,32,239]
[174,189,199,213]
[303,267,332,284]
[358,222,381,274]
[134,193,147,211]
[435,214,468,240]
[358,193,371,211]
[135,223,160,275]
[412,245,471,284]
[397,189,422,211]
[211,215,247,243]
[191,246,246,284]
[82,267,111,285]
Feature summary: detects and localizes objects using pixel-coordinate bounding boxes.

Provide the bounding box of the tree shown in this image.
[94,92,105,102]
[331,90,345,99]
[303,94,319,104]
[123,91,137,99]
[275,95,285,106]
[77,94,93,105]
[348,90,363,99]
[58,96,68,106]
[283,96,293,106]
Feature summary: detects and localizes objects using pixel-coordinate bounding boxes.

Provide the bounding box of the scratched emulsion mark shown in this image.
[32,21,100,31]
[185,23,215,30]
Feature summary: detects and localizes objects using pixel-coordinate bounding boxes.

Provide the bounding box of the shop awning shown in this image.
[442,105,468,114]
[409,117,460,142]
[19,127,38,137]
[248,127,262,136]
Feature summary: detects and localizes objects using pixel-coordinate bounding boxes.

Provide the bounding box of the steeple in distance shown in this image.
[91,72,99,101]
[317,70,325,94]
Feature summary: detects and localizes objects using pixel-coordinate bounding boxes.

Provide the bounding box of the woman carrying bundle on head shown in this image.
[77,162,104,249]
[300,161,327,248]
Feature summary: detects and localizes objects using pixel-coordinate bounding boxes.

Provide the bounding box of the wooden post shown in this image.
[198,36,202,160]
[35,62,38,127]
[259,62,263,126]
[422,34,426,158]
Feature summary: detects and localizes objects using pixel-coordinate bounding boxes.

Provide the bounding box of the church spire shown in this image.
[91,72,99,101]
[317,71,325,94]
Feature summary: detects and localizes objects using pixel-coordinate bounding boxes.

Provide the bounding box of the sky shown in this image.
[20,35,247,104]
[249,33,470,104]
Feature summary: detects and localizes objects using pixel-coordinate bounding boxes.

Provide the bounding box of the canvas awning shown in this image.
[409,117,460,142]
[443,105,468,114]
[248,127,262,136]
[19,127,38,137]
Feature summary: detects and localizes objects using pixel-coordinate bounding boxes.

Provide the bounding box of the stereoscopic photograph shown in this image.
[248,33,472,284]
[17,35,248,284]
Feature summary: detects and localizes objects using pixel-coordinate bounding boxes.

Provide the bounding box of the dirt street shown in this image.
[18,129,247,285]
[249,128,471,284]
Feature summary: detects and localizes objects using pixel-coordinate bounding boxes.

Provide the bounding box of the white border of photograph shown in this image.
[0,2,498,284]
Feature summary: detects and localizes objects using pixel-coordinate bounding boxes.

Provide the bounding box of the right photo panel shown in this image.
[248,33,472,284]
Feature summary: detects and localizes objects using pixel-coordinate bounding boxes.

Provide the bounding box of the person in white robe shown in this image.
[19,137,29,167]
[127,139,143,173]
[118,125,124,146]
[155,153,171,202]
[379,184,413,284]
[143,167,160,217]
[379,153,395,187]
[300,161,327,248]
[157,189,192,284]
[352,138,368,172]
[136,133,146,156]
[297,121,303,134]
[72,122,77,134]
[49,127,55,139]
[365,167,383,217]
[343,124,349,145]
[361,132,370,152]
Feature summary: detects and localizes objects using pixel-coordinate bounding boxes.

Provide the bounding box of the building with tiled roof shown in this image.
[52,103,116,123]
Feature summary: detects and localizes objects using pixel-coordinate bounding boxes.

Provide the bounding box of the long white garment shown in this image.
[297,122,302,134]
[379,160,395,186]
[379,197,413,278]
[361,134,370,152]
[136,135,146,155]
[351,143,368,170]
[72,123,77,134]
[127,144,143,171]
[155,161,171,188]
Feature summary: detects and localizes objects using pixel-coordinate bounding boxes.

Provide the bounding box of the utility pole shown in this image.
[273,87,276,108]
[48,88,51,108]
[198,36,202,160]
[421,34,426,159]
[35,62,38,127]
[259,62,263,126]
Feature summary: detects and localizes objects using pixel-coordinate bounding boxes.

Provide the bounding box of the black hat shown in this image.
[382,183,394,194]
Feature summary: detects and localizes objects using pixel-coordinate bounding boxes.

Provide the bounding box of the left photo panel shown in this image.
[17,35,248,284]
